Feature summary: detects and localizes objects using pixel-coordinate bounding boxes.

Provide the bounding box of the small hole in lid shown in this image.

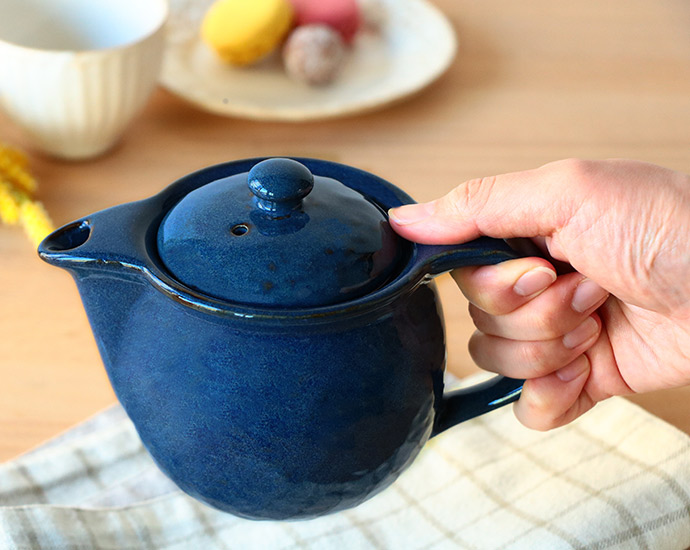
[231,224,249,236]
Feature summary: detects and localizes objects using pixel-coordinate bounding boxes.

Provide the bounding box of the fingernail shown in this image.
[513,267,557,297]
[571,278,609,313]
[556,356,590,382]
[388,202,436,225]
[562,317,599,349]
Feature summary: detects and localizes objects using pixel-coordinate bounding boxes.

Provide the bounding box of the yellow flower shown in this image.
[0,144,36,194]
[0,179,20,225]
[19,199,54,247]
[0,144,28,168]
[0,143,54,245]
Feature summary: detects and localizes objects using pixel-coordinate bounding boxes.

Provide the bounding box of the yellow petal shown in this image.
[0,152,37,194]
[0,143,28,168]
[0,180,20,225]
[19,199,54,246]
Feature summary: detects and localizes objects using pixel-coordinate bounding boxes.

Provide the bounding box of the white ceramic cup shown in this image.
[0,0,168,160]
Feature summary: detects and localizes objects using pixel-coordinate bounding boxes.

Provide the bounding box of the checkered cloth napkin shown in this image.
[1,374,690,550]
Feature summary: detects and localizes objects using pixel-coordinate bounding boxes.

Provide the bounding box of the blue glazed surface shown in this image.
[38,157,524,520]
[72,270,444,519]
[248,157,314,216]
[157,159,404,307]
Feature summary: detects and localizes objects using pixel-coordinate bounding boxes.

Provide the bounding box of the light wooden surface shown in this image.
[2,0,690,462]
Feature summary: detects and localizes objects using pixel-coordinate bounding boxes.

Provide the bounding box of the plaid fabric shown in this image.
[1,375,689,550]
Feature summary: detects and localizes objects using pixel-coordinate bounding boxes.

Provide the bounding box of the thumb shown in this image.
[388,161,580,245]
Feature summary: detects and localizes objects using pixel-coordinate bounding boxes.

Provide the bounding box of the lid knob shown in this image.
[248,158,314,218]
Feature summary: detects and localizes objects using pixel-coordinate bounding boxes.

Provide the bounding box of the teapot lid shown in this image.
[156,158,406,308]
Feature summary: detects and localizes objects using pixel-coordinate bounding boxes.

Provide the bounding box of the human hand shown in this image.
[389,159,690,430]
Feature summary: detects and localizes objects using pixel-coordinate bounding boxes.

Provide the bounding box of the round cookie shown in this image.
[283,24,346,85]
[202,0,294,66]
[287,0,360,43]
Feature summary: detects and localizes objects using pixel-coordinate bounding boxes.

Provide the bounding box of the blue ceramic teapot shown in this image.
[39,158,523,520]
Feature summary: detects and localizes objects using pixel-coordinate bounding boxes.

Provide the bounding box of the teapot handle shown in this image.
[413,238,527,436]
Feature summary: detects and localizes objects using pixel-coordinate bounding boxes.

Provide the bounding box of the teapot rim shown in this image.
[142,157,431,325]
[40,157,433,326]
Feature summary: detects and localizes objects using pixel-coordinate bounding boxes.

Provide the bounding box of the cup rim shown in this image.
[0,0,169,55]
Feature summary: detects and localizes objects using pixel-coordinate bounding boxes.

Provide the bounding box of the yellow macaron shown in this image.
[201,0,294,66]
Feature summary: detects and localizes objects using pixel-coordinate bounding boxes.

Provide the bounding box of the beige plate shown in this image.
[160,0,457,121]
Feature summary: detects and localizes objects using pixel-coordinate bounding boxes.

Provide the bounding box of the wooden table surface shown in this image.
[2,0,690,462]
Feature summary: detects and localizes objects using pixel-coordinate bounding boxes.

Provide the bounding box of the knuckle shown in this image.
[548,158,598,191]
[518,342,552,376]
[445,176,498,220]
[459,267,515,316]
[532,417,562,432]
[471,294,508,316]
[467,303,485,326]
[516,398,560,431]
[530,417,561,432]
[467,331,486,365]
[468,303,504,332]
[517,388,567,431]
[527,309,564,340]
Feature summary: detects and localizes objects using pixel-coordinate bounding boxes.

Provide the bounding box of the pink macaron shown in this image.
[287,0,361,43]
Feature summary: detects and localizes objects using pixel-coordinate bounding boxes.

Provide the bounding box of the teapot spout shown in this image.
[38,196,164,279]
[38,219,93,269]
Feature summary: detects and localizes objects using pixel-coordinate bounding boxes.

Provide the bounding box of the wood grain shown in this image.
[2,0,690,461]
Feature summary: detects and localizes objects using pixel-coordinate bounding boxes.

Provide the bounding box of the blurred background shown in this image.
[1,0,690,461]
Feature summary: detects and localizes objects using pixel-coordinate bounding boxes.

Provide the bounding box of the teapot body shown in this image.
[40,157,524,521]
[76,268,447,520]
